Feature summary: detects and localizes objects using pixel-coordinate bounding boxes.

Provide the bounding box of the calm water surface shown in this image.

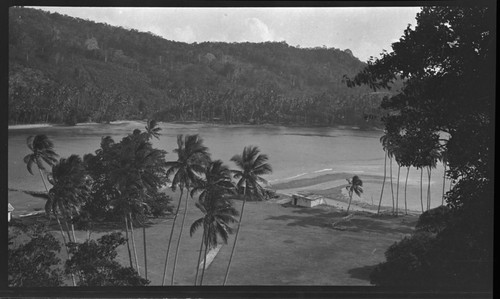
[8,121,445,213]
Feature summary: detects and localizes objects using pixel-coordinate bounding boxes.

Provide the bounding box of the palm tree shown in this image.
[23,135,59,195]
[345,175,363,214]
[224,146,272,285]
[377,133,389,214]
[190,160,236,285]
[393,146,403,216]
[387,143,396,214]
[425,147,440,211]
[45,155,88,286]
[24,135,76,287]
[162,134,210,286]
[145,119,161,140]
[190,192,238,286]
[109,131,167,275]
[404,166,410,215]
[46,155,90,243]
[190,160,235,202]
[440,149,448,206]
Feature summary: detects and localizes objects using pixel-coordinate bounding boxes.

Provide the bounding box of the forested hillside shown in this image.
[9,7,397,127]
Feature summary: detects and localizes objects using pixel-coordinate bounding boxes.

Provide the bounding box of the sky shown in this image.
[31,6,421,62]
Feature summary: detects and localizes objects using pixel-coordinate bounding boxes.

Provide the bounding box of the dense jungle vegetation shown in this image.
[9,7,398,127]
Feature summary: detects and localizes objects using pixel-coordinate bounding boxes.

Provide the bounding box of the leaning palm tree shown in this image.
[345,175,363,214]
[23,135,59,195]
[190,192,238,286]
[223,146,272,285]
[162,134,210,286]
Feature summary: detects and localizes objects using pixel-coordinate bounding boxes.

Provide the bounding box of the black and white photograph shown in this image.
[5,1,494,297]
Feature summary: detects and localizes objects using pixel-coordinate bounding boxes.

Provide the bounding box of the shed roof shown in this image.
[292,193,324,201]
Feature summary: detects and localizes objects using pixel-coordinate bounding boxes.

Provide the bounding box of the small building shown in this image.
[292,192,326,207]
[8,203,14,222]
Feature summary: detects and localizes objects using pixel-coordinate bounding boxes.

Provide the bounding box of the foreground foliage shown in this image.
[65,232,150,286]
[8,222,64,287]
[347,6,494,289]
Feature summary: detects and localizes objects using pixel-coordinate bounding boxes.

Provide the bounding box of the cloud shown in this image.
[241,17,276,42]
[171,26,196,43]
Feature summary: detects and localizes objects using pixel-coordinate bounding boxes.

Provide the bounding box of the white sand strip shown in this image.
[198,244,223,270]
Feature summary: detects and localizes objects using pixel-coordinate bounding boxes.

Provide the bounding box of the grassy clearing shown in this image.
[11,188,418,286]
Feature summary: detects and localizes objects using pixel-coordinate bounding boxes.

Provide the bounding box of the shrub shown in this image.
[65,232,149,286]
[8,223,64,287]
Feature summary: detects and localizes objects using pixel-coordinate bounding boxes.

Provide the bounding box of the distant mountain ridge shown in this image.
[9,7,396,127]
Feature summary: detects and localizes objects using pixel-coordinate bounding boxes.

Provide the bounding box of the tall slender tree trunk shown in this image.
[404,167,410,215]
[389,157,395,214]
[63,218,73,243]
[194,228,205,286]
[200,229,209,286]
[66,214,77,243]
[37,167,76,286]
[346,191,353,214]
[143,224,148,280]
[171,190,190,285]
[224,186,247,285]
[396,165,401,216]
[427,167,432,211]
[377,152,387,214]
[123,216,134,269]
[56,216,76,286]
[420,168,424,213]
[441,163,447,205]
[128,213,140,275]
[162,188,184,286]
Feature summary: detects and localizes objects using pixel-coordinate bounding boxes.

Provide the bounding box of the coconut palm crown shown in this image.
[230,145,273,200]
[24,134,59,175]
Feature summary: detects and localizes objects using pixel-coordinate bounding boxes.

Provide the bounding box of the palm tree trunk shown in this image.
[63,218,73,243]
[194,228,205,286]
[377,152,387,214]
[37,166,76,286]
[37,167,50,195]
[396,165,401,216]
[143,224,148,280]
[70,215,77,243]
[346,191,353,214]
[171,190,190,285]
[123,215,134,269]
[161,188,184,286]
[420,168,424,213]
[427,167,432,211]
[55,215,76,286]
[224,186,246,285]
[128,213,140,275]
[389,157,395,214]
[441,164,446,205]
[404,167,410,215]
[200,229,209,286]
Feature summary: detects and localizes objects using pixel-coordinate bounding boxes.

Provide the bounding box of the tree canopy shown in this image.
[345,6,494,289]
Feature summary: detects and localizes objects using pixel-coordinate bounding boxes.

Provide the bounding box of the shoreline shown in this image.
[8,120,383,132]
